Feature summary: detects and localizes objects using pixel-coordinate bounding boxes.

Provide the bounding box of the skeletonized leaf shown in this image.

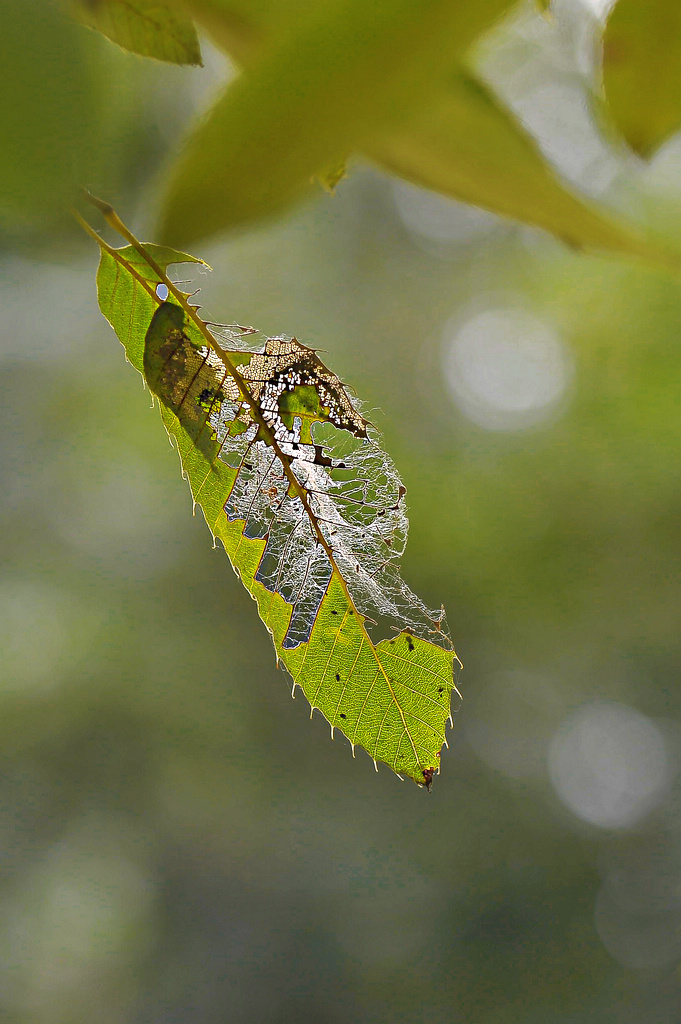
[70,0,202,65]
[602,0,681,156]
[157,0,518,244]
[367,72,664,261]
[85,204,458,787]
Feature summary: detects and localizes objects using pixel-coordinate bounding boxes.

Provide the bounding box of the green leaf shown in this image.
[174,0,321,60]
[157,0,518,244]
[0,0,105,231]
[159,0,676,269]
[96,247,209,373]
[602,0,681,156]
[86,203,459,787]
[70,0,202,65]
[367,72,665,261]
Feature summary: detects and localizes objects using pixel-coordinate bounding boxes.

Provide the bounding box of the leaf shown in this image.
[70,0,202,65]
[602,0,681,157]
[172,0,318,60]
[157,0,519,244]
[83,201,459,787]
[0,0,106,231]
[367,71,667,261]
[159,0,677,269]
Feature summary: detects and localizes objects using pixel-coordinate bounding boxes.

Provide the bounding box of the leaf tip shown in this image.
[82,188,114,218]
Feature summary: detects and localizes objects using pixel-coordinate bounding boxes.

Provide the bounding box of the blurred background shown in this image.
[2,0,681,1020]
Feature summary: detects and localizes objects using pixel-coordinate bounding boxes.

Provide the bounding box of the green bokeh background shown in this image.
[2,2,681,1021]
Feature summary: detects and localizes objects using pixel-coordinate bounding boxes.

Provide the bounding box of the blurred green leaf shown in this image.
[88,204,458,786]
[177,0,327,59]
[368,72,664,260]
[158,0,676,268]
[603,0,681,156]
[70,0,202,65]
[158,0,517,244]
[0,0,103,230]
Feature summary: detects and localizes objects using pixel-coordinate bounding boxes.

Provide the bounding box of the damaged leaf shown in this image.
[81,199,459,787]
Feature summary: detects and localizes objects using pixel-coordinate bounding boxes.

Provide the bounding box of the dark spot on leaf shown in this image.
[407,637,415,652]
[438,687,443,693]
[340,713,346,719]
[331,610,338,615]
[335,673,340,681]
[422,767,435,790]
